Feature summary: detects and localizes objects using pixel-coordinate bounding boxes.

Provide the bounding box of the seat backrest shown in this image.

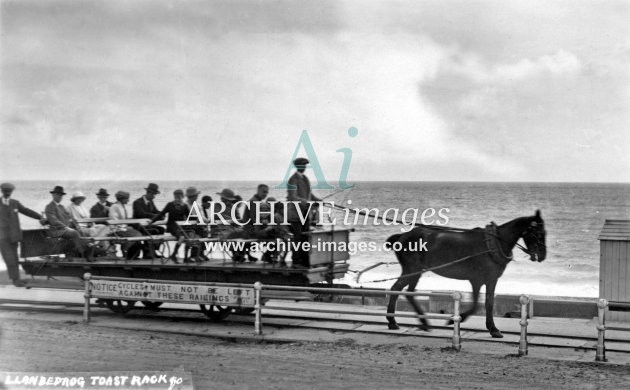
[20,229,65,258]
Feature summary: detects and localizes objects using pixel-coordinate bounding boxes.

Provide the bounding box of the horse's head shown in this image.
[522,210,546,262]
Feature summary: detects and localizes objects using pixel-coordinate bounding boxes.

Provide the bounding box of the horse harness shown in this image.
[484,222,513,265]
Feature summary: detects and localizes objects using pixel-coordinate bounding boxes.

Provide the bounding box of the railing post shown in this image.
[596,298,608,362]
[451,292,462,351]
[83,273,92,323]
[254,282,262,335]
[518,295,530,356]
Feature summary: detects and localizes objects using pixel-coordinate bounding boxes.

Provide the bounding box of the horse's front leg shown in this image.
[386,277,407,330]
[485,278,503,338]
[406,275,430,332]
[449,280,481,325]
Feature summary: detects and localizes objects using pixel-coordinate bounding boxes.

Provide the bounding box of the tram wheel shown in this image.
[234,307,255,315]
[199,304,233,321]
[105,299,136,314]
[141,301,163,310]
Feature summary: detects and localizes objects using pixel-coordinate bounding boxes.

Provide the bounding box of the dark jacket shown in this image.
[132,196,161,219]
[151,201,190,236]
[90,201,112,219]
[44,201,75,232]
[287,172,321,221]
[0,199,41,242]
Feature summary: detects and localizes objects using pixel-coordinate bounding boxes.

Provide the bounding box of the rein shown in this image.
[355,221,536,284]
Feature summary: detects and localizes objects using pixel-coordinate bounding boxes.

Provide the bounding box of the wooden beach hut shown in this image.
[599,219,630,321]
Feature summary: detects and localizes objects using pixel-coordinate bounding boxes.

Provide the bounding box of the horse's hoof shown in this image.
[446,319,454,326]
[490,330,504,338]
[419,324,431,332]
[388,323,400,330]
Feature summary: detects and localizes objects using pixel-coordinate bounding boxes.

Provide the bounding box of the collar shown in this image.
[143,196,151,205]
[484,222,513,266]
[100,201,108,206]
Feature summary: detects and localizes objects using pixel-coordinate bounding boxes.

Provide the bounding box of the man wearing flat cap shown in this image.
[0,183,43,287]
[90,188,112,220]
[287,157,321,268]
[44,185,86,258]
[132,183,164,259]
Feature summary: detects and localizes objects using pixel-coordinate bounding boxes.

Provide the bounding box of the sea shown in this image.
[4,180,630,298]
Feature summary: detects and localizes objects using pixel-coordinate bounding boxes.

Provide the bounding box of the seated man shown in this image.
[215,188,250,262]
[109,191,143,259]
[89,188,112,221]
[149,189,193,263]
[132,183,165,259]
[44,186,87,257]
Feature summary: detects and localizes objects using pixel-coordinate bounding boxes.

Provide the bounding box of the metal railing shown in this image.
[595,299,630,362]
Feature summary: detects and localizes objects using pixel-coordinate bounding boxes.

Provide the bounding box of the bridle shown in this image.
[485,220,546,263]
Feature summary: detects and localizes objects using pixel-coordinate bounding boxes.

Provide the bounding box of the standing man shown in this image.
[44,185,86,257]
[287,158,321,268]
[0,183,42,287]
[90,188,112,219]
[132,183,164,259]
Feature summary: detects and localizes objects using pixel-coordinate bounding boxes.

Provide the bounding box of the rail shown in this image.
[595,299,630,362]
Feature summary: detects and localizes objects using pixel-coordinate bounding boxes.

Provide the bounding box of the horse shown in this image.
[385,210,546,338]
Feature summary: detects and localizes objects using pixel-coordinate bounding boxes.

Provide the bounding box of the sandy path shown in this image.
[1,318,629,389]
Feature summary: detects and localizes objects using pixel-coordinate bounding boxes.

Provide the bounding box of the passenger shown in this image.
[149,189,193,263]
[108,191,143,259]
[183,186,205,260]
[201,195,214,220]
[215,188,250,262]
[89,188,112,220]
[132,183,165,259]
[258,197,290,264]
[44,186,87,257]
[0,182,43,287]
[67,191,110,239]
[242,184,269,226]
[287,157,321,268]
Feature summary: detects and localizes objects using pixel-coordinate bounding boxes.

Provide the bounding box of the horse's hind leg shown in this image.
[406,275,430,331]
[386,276,408,330]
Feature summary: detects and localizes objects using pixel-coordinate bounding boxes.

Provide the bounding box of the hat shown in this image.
[0,183,15,191]
[50,186,66,195]
[293,157,310,167]
[173,189,184,196]
[95,188,110,197]
[115,190,130,200]
[216,188,237,201]
[145,183,160,194]
[71,191,86,201]
[185,186,200,197]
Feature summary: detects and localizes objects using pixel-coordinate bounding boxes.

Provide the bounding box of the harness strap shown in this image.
[484,222,513,265]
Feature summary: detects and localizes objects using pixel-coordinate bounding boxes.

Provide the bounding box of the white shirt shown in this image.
[109,202,129,220]
[67,203,89,221]
[2,197,9,206]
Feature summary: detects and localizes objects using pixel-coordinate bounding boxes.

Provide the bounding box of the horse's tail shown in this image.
[385,233,402,251]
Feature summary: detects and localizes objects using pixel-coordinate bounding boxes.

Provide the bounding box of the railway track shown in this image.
[2,296,630,353]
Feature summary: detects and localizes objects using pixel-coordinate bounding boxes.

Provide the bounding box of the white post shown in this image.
[451,292,462,351]
[254,282,262,335]
[596,298,607,362]
[518,295,530,356]
[83,273,92,323]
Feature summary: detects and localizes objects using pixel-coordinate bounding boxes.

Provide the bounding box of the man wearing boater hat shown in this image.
[90,188,112,220]
[132,183,165,259]
[287,157,321,268]
[0,183,43,287]
[44,185,87,257]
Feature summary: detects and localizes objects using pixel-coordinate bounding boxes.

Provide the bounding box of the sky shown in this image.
[1,0,629,182]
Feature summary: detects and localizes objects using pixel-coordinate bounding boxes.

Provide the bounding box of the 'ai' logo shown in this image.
[275,127,358,190]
